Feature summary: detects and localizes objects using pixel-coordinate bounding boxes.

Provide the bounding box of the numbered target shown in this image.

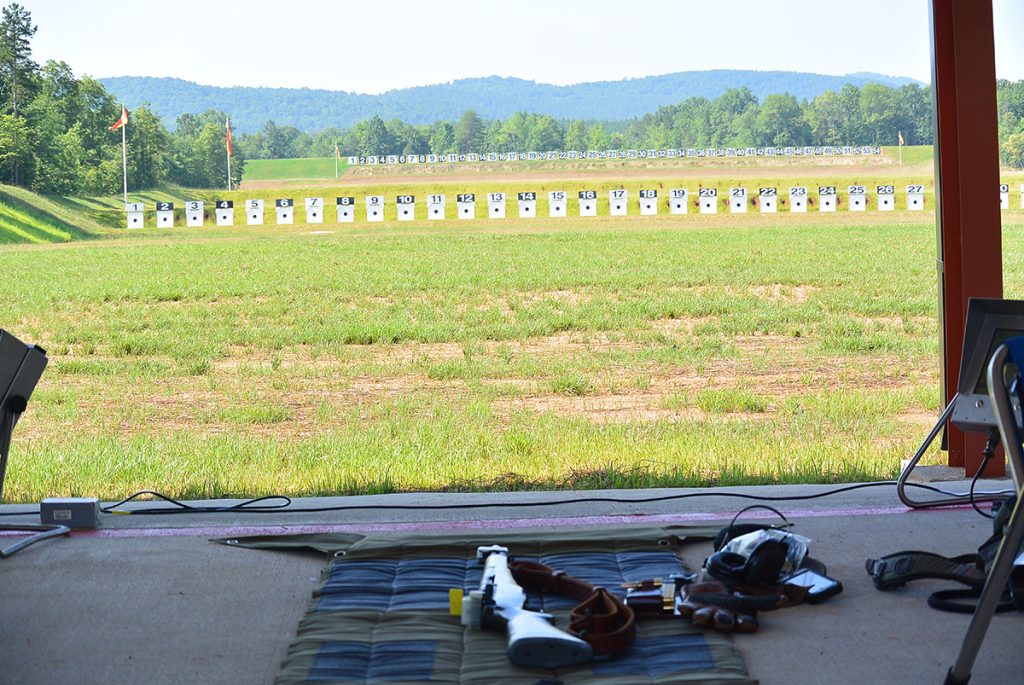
[396,194,416,221]
[186,200,204,227]
[246,199,264,225]
[549,190,567,217]
[699,188,718,214]
[639,189,658,216]
[215,199,234,226]
[125,202,145,229]
[999,184,1008,210]
[818,186,837,212]
[275,198,294,225]
[305,197,324,224]
[156,201,174,228]
[759,188,777,213]
[669,189,688,215]
[906,184,925,211]
[578,190,597,217]
[789,187,807,213]
[729,188,747,213]
[877,185,895,212]
[848,186,867,212]
[366,195,384,222]
[336,197,355,223]
[457,193,476,220]
[609,189,628,216]
[427,193,446,220]
[487,192,506,219]
[517,191,537,218]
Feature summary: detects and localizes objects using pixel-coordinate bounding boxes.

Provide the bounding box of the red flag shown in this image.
[226,118,234,157]
[335,142,340,159]
[109,104,128,131]
[898,130,905,146]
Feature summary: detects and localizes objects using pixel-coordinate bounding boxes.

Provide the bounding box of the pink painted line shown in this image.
[0,502,958,540]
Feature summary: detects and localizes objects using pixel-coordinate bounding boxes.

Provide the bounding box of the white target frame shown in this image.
[215,200,234,226]
[397,194,416,221]
[366,195,385,222]
[759,188,777,213]
[699,188,718,214]
[305,197,324,224]
[906,184,925,211]
[578,190,598,217]
[125,202,144,229]
[877,185,896,212]
[1000,184,1009,210]
[427,194,446,220]
[729,188,747,213]
[669,189,688,215]
[549,191,567,217]
[246,199,264,225]
[336,197,355,223]
[276,198,294,225]
[848,186,867,212]
[818,186,837,212]
[609,189,628,216]
[457,193,476,220]
[487,192,506,219]
[156,201,174,228]
[639,189,658,215]
[789,187,808,213]
[517,191,537,218]
[186,200,204,227]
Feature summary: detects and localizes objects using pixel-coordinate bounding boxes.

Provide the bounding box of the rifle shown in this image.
[461,544,593,669]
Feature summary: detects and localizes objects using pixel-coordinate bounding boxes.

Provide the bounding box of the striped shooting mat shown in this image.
[220,526,754,685]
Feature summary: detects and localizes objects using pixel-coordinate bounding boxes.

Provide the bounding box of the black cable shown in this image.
[0,480,977,518]
[969,434,1000,519]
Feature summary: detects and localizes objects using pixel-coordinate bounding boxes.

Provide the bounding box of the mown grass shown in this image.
[244,157,348,181]
[0,185,102,243]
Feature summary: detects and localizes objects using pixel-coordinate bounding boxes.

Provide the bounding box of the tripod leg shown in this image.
[945,493,1024,684]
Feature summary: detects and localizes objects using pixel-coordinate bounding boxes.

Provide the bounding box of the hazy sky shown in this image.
[17,0,1024,93]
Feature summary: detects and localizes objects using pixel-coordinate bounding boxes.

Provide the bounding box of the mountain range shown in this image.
[100,70,922,134]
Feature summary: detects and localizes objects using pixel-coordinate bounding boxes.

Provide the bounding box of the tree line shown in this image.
[0,2,1022,199]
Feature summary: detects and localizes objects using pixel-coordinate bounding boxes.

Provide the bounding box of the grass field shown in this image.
[1,156,1022,503]
[0,185,102,242]
[244,157,348,181]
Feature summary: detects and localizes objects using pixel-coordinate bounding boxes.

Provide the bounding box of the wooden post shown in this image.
[931,0,1003,475]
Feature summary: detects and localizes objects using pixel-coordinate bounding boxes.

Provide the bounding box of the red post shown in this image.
[931,0,1003,475]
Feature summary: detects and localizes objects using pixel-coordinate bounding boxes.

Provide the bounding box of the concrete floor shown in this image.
[0,480,1021,685]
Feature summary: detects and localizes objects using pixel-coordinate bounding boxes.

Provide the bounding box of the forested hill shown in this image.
[100,70,920,133]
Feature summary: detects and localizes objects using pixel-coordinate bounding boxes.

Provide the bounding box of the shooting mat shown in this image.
[221,527,755,685]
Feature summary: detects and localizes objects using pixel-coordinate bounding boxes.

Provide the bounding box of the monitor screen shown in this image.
[952,299,1024,433]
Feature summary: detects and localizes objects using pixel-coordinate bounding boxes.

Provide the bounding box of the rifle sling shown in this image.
[509,559,636,657]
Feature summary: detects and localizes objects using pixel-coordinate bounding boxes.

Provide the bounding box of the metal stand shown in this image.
[945,344,1024,684]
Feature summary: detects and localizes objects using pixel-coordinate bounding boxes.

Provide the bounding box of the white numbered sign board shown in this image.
[670,189,689,215]
[906,184,925,211]
[999,184,1008,210]
[186,200,204,227]
[488,192,506,219]
[759,188,777,213]
[578,190,597,217]
[639,189,658,215]
[789,187,807,213]
[366,195,385,222]
[848,186,867,212]
[730,188,747,213]
[305,198,324,224]
[427,194,446,220]
[517,191,537,218]
[877,185,895,211]
[609,189,628,216]
[818,186,837,212]
[549,191,567,218]
[336,197,355,223]
[276,198,294,225]
[215,200,234,226]
[397,195,415,221]
[247,199,264,225]
[156,201,174,228]
[457,193,476,220]
[699,188,718,214]
[125,202,144,229]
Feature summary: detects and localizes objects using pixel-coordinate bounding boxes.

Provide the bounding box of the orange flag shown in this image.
[898,130,905,146]
[226,118,234,157]
[109,104,128,131]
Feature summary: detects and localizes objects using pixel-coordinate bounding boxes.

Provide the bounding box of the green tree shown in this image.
[563,120,588,150]
[587,123,610,150]
[455,110,485,152]
[1002,130,1024,169]
[124,104,169,189]
[0,2,37,184]
[428,121,454,155]
[757,93,810,146]
[525,114,562,150]
[360,114,391,155]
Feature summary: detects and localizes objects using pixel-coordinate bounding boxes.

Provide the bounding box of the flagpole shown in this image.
[121,118,128,207]
[335,142,339,179]
[227,146,232,191]
[226,117,233,191]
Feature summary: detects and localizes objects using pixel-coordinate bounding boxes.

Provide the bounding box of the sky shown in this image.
[16,0,1024,93]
